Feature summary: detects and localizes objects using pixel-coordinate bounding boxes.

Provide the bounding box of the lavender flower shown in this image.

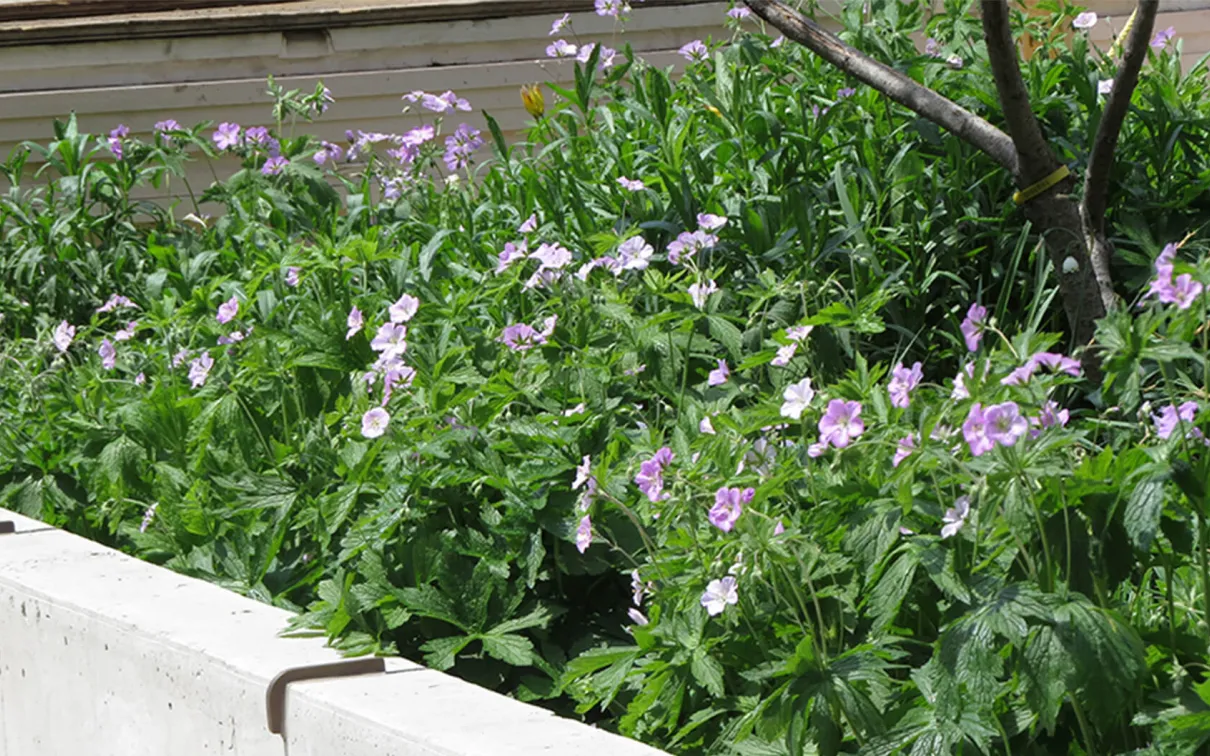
[818,399,864,448]
[1072,11,1097,29]
[708,359,730,387]
[985,401,1028,447]
[709,486,753,532]
[941,496,970,538]
[700,576,738,616]
[212,122,241,150]
[960,303,987,351]
[550,12,570,34]
[285,267,301,287]
[1154,401,1199,439]
[216,296,239,324]
[346,307,364,340]
[575,515,593,553]
[546,39,578,58]
[617,176,645,191]
[188,351,214,388]
[771,343,797,367]
[893,434,916,468]
[962,403,994,456]
[679,40,708,62]
[1151,26,1175,50]
[688,280,719,309]
[98,339,117,369]
[389,294,420,323]
[361,407,390,438]
[697,213,727,230]
[888,361,923,409]
[635,447,673,502]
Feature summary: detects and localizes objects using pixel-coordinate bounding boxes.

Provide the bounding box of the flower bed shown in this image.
[2,2,1210,753]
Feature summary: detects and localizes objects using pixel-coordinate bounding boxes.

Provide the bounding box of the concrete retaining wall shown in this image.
[0,508,663,756]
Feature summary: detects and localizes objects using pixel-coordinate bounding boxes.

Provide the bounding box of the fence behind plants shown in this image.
[0,507,668,756]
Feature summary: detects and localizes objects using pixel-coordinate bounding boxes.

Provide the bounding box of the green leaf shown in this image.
[706,315,743,361]
[418,229,453,282]
[481,633,535,666]
[1124,476,1167,553]
[690,650,725,697]
[421,635,472,671]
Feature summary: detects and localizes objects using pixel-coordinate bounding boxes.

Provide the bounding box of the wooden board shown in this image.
[0,1,295,23]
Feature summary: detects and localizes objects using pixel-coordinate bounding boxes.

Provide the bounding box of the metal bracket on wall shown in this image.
[266,657,387,735]
[0,521,15,534]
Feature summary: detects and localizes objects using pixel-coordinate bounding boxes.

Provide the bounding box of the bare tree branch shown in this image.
[742,0,1019,173]
[1083,1,1159,233]
[980,1,1060,184]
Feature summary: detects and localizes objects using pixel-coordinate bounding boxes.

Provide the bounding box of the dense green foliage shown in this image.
[3,1,1210,753]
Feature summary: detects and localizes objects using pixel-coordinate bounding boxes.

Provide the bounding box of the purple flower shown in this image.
[361,407,390,438]
[442,123,484,172]
[114,321,138,341]
[519,214,538,233]
[285,267,301,287]
[1029,352,1082,378]
[346,306,364,340]
[631,570,651,605]
[1154,401,1199,439]
[188,351,214,388]
[594,0,629,18]
[1001,363,1037,386]
[378,359,416,404]
[615,236,653,271]
[708,359,730,387]
[244,126,271,146]
[106,125,128,159]
[154,119,181,134]
[532,242,573,270]
[371,322,408,357]
[727,6,751,19]
[546,39,578,57]
[679,40,708,62]
[699,416,716,435]
[575,515,593,553]
[550,12,571,34]
[1151,26,1175,50]
[960,303,987,351]
[773,520,785,535]
[697,213,727,230]
[52,321,75,352]
[985,401,1028,447]
[139,502,159,533]
[389,294,420,323]
[1030,400,1070,435]
[635,447,673,502]
[951,363,974,399]
[941,496,970,538]
[627,608,649,626]
[262,156,288,176]
[500,316,556,351]
[925,38,941,57]
[212,122,241,150]
[573,455,593,491]
[172,349,190,368]
[497,240,528,273]
[786,325,813,342]
[818,399,864,448]
[98,338,117,369]
[216,296,239,324]
[888,361,923,408]
[1170,274,1204,309]
[97,294,135,313]
[667,230,718,265]
[771,342,797,367]
[134,373,146,385]
[780,378,815,419]
[700,576,738,616]
[709,486,753,532]
[836,87,856,99]
[1072,11,1097,29]
[217,330,245,346]
[314,141,344,165]
[422,90,471,113]
[962,403,994,457]
[892,434,916,468]
[617,176,645,191]
[688,280,719,309]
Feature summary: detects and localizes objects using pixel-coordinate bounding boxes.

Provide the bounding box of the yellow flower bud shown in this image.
[521,84,545,118]
[705,104,722,117]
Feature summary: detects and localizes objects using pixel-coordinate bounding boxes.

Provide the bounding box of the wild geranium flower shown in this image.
[216,296,239,324]
[786,325,813,343]
[371,322,408,357]
[361,407,390,438]
[172,349,190,368]
[700,576,738,616]
[951,363,975,399]
[285,267,301,287]
[1170,274,1205,309]
[573,455,593,490]
[575,515,593,553]
[1001,363,1036,386]
[985,401,1028,447]
[563,403,586,417]
[667,230,718,265]
[594,0,629,17]
[771,342,797,366]
[532,243,573,270]
[519,214,538,233]
[389,294,420,323]
[313,141,343,165]
[963,403,994,456]
[773,520,785,535]
[727,6,751,19]
[743,438,776,478]
[688,280,718,309]
[1031,400,1070,435]
[107,124,128,159]
[346,306,364,340]
[708,359,730,387]
[616,237,653,271]
[442,123,484,172]
[893,434,916,468]
[780,378,815,419]
[154,119,181,134]
[500,316,556,351]
[941,496,970,539]
[635,447,673,502]
[1154,401,1199,439]
[699,416,716,435]
[546,39,578,57]
[98,339,117,369]
[1098,79,1114,95]
[1072,11,1097,29]
[134,373,146,386]
[631,570,653,606]
[960,303,987,351]
[138,502,159,533]
[549,12,570,34]
[52,321,76,353]
[96,294,135,313]
[212,122,241,150]
[697,213,727,230]
[888,361,924,409]
[1151,26,1175,50]
[188,351,214,388]
[1030,352,1082,377]
[679,40,708,62]
[497,241,528,273]
[617,176,645,191]
[218,330,245,346]
[114,321,138,341]
[819,399,863,448]
[627,608,649,626]
[709,486,753,532]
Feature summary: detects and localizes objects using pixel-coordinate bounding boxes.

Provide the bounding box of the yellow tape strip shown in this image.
[1012,165,1070,206]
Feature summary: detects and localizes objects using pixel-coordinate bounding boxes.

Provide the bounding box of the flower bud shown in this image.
[520,83,545,118]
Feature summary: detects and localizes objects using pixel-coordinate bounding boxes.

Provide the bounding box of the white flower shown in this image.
[573,455,592,490]
[779,378,815,419]
[700,576,739,616]
[188,351,214,388]
[771,342,797,367]
[563,403,587,417]
[1062,256,1079,274]
[1098,79,1114,95]
[389,294,420,323]
[1072,11,1097,29]
[699,416,716,435]
[696,212,727,230]
[786,325,813,343]
[688,280,719,309]
[361,407,390,438]
[941,496,970,539]
[52,321,76,352]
